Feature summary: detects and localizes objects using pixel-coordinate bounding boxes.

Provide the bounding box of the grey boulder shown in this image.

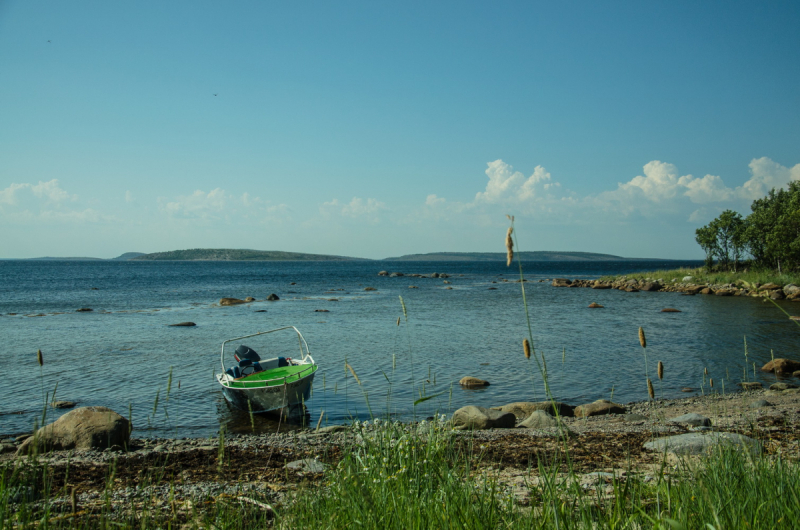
[644,432,760,456]
[574,399,625,417]
[491,401,575,419]
[519,410,558,429]
[669,413,711,427]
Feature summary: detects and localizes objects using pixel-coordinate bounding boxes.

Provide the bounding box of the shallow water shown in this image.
[1,259,797,438]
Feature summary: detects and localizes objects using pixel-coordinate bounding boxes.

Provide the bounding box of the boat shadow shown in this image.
[216,398,311,434]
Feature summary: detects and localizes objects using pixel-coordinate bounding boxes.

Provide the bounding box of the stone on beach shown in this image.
[574,399,625,417]
[739,382,763,390]
[761,358,800,375]
[169,322,196,327]
[451,406,515,430]
[669,413,711,427]
[644,432,760,456]
[459,376,490,387]
[519,410,560,429]
[491,401,575,419]
[641,282,662,291]
[588,302,604,308]
[759,282,781,291]
[769,382,798,391]
[16,406,131,455]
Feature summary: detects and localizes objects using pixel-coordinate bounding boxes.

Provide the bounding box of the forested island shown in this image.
[131,249,366,261]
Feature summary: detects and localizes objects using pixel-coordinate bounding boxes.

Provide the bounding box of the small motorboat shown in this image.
[215,326,318,415]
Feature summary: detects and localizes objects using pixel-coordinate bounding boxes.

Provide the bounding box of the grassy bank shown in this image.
[600,266,800,287]
[4,419,800,529]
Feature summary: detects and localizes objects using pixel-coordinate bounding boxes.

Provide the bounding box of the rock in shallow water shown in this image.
[16,406,131,455]
[459,376,489,387]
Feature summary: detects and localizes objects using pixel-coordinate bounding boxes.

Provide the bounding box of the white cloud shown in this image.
[321,197,387,219]
[616,161,682,202]
[161,188,289,224]
[125,190,134,203]
[738,157,800,200]
[425,194,446,207]
[0,179,103,225]
[474,160,559,204]
[680,174,733,203]
[0,179,75,206]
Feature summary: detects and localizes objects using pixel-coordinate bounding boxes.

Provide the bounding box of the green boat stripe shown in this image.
[226,364,317,389]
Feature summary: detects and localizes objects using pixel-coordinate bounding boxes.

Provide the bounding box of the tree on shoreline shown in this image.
[696,181,800,272]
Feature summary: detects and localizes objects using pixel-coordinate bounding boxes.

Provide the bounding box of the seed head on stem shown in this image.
[523,338,531,359]
[37,349,43,367]
[638,328,646,349]
[505,227,514,266]
[657,361,664,380]
[647,378,655,400]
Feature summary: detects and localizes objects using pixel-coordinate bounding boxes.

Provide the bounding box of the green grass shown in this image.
[600,266,800,287]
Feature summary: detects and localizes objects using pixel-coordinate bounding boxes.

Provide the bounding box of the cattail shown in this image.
[710,378,714,388]
[37,349,43,367]
[70,486,77,514]
[704,367,708,377]
[505,227,514,266]
[638,328,646,348]
[396,317,400,326]
[647,378,655,400]
[657,361,664,380]
[523,338,531,359]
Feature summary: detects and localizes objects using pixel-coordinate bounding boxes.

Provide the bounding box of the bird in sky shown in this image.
[213,93,218,96]
[47,40,51,43]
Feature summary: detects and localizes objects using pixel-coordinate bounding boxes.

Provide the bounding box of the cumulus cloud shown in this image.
[474,160,559,204]
[0,179,76,206]
[738,157,800,200]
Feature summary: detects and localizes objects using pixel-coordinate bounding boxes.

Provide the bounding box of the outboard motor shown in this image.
[234,345,261,363]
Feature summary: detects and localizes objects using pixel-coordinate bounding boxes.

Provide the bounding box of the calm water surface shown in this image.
[1,259,797,438]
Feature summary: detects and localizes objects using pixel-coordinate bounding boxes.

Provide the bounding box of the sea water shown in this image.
[1,259,796,438]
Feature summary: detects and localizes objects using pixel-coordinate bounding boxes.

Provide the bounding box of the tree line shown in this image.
[695,181,800,273]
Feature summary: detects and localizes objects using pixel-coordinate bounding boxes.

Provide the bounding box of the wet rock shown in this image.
[588,303,604,308]
[408,286,418,289]
[661,308,681,312]
[459,376,489,387]
[592,281,612,289]
[794,371,800,378]
[715,289,734,296]
[700,287,714,295]
[574,399,625,417]
[364,287,377,291]
[314,309,329,313]
[644,432,760,456]
[625,287,640,292]
[266,293,280,301]
[76,308,93,312]
[219,298,246,306]
[681,387,696,392]
[769,290,785,300]
[169,322,196,327]
[552,278,572,287]
[389,272,404,277]
[0,443,15,454]
[641,282,662,292]
[452,406,515,430]
[378,271,389,276]
[491,401,575,419]
[16,406,131,455]
[761,358,800,375]
[669,413,711,427]
[244,297,256,302]
[739,382,762,390]
[759,282,781,291]
[51,401,77,409]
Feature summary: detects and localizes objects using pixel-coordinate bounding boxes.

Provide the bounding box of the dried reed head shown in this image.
[657,361,664,380]
[704,367,708,377]
[647,378,655,400]
[345,363,361,385]
[523,338,531,359]
[710,378,714,388]
[638,327,646,348]
[37,349,43,367]
[396,317,401,326]
[505,227,514,266]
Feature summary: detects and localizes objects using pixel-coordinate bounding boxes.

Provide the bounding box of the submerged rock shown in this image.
[761,358,800,375]
[169,322,196,327]
[219,298,246,306]
[266,293,280,301]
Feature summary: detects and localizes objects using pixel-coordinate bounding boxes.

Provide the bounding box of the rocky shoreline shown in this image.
[549,276,800,300]
[3,384,800,515]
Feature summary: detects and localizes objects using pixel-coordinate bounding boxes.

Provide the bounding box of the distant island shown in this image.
[383,251,661,261]
[16,249,677,262]
[132,249,366,261]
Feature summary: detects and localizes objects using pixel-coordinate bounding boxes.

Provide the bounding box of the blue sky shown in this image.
[1,1,798,259]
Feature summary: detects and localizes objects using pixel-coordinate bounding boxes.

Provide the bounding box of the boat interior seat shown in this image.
[260,356,291,370]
